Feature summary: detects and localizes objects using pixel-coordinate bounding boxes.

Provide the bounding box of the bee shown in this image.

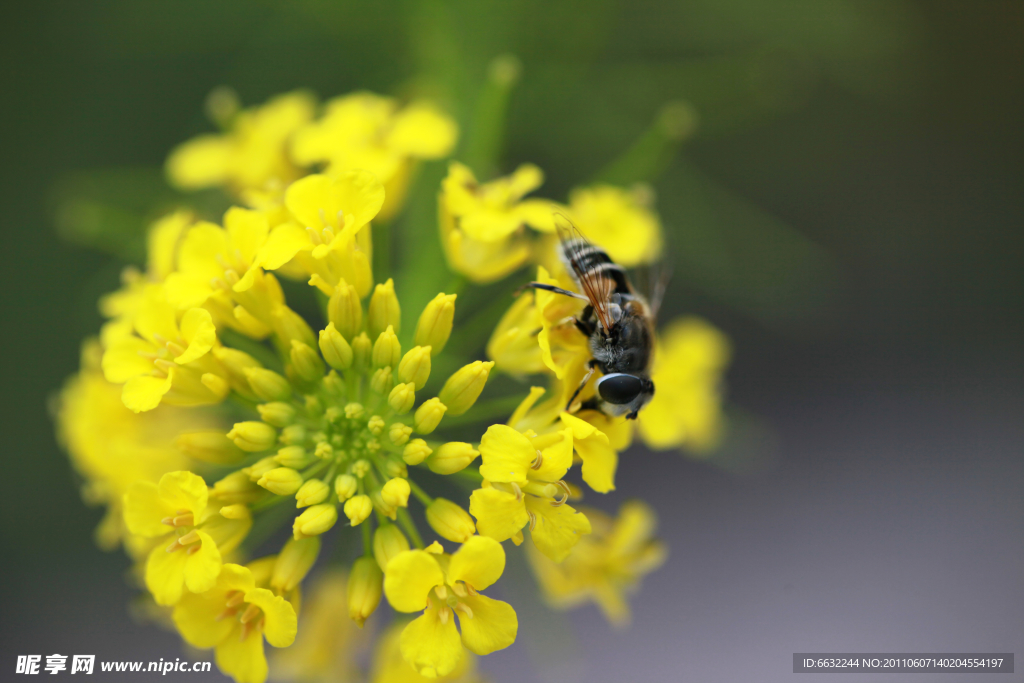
[524,214,658,420]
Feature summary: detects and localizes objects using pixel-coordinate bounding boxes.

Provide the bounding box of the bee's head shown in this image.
[596,373,655,419]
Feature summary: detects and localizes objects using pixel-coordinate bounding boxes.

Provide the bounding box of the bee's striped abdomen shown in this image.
[562,239,631,294]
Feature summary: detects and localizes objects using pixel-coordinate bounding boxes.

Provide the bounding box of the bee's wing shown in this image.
[553,212,616,332]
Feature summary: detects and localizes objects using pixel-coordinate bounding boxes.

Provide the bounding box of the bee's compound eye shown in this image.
[596,373,643,405]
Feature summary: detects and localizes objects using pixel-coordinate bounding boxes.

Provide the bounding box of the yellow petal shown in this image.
[215,623,268,683]
[176,307,216,364]
[457,593,518,656]
[254,223,308,271]
[147,210,191,280]
[459,210,524,242]
[223,207,269,267]
[399,604,463,678]
[559,412,617,493]
[383,550,443,613]
[146,542,188,605]
[531,427,574,483]
[285,174,333,230]
[166,135,232,189]
[177,222,229,281]
[101,336,155,383]
[133,293,178,345]
[123,481,174,537]
[164,272,216,309]
[183,530,223,595]
[244,587,297,648]
[525,497,591,563]
[122,373,172,413]
[447,535,505,591]
[331,169,385,237]
[385,102,458,158]
[158,470,209,519]
[469,487,529,542]
[477,424,535,483]
[172,585,234,649]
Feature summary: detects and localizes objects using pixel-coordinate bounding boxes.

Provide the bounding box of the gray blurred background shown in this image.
[1,1,1021,681]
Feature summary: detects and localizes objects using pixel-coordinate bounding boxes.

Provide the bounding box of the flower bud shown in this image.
[212,346,261,399]
[402,439,432,465]
[389,423,412,446]
[293,503,338,539]
[348,556,383,628]
[397,345,432,390]
[218,503,249,520]
[256,402,296,428]
[279,424,306,445]
[351,332,372,372]
[426,498,476,543]
[334,474,358,501]
[344,494,373,526]
[290,340,325,382]
[274,446,310,469]
[413,397,447,434]
[367,278,401,340]
[228,421,277,452]
[370,490,397,520]
[328,280,362,341]
[415,293,456,355]
[371,329,399,372]
[271,537,320,592]
[295,478,330,507]
[176,431,244,465]
[381,478,411,509]
[385,458,408,478]
[373,523,410,571]
[211,471,260,505]
[318,322,353,370]
[367,415,386,435]
[438,361,494,416]
[257,467,303,495]
[427,441,480,475]
[370,366,394,395]
[387,382,416,414]
[273,305,317,350]
[322,369,344,396]
[241,457,276,482]
[245,368,292,401]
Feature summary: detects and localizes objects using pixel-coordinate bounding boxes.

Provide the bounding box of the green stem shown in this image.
[362,519,372,556]
[592,101,697,186]
[462,54,522,179]
[440,394,525,428]
[396,508,424,549]
[408,478,434,506]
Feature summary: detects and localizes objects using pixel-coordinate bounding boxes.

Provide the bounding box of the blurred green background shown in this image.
[1,1,1020,680]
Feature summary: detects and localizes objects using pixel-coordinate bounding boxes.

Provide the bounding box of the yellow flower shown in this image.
[55,340,221,550]
[383,536,517,678]
[101,286,229,412]
[173,563,297,683]
[166,90,315,195]
[291,92,457,219]
[123,471,252,605]
[370,620,484,683]
[560,184,662,267]
[526,501,666,626]
[268,570,364,683]
[439,162,558,283]
[637,317,730,453]
[469,424,591,561]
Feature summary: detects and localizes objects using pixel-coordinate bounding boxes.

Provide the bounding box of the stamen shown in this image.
[531,450,544,470]
[511,481,523,502]
[451,582,468,598]
[321,227,335,243]
[186,544,202,555]
[177,530,200,545]
[434,585,448,600]
[527,510,538,531]
[215,253,229,269]
[551,480,571,507]
[225,591,245,608]
[154,359,176,373]
[239,620,254,642]
[306,226,323,245]
[165,539,182,553]
[318,208,328,228]
[215,607,238,622]
[165,341,187,358]
[239,603,261,624]
[233,248,245,270]
[438,606,450,625]
[152,333,168,344]
[137,351,158,360]
[455,602,474,619]
[160,513,194,527]
[224,269,240,286]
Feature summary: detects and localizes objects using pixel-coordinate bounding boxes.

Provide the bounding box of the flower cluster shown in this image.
[55,85,730,683]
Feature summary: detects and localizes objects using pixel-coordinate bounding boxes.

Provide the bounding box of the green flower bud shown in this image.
[397,345,432,390]
[388,423,412,446]
[318,322,353,370]
[322,369,345,395]
[211,346,261,400]
[334,474,358,500]
[402,439,432,465]
[348,557,383,628]
[372,325,402,369]
[367,278,401,340]
[344,494,373,526]
[387,382,416,414]
[244,368,292,401]
[385,458,408,479]
[414,293,457,356]
[290,340,325,382]
[427,441,480,475]
[293,503,338,539]
[242,456,278,481]
[274,445,311,469]
[370,366,394,395]
[256,402,296,428]
[438,360,494,416]
[413,397,447,434]
[426,498,476,543]
[228,421,277,452]
[176,431,244,465]
[295,478,330,507]
[279,424,306,445]
[273,304,317,350]
[328,279,362,341]
[373,523,409,571]
[211,471,260,505]
[271,536,320,592]
[351,332,372,372]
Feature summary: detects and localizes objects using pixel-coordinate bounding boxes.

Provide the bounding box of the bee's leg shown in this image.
[625,410,639,421]
[519,282,591,302]
[574,305,597,337]
[565,360,600,411]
